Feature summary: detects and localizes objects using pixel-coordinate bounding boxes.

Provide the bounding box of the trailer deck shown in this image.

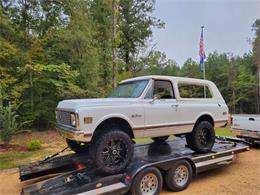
[20,137,249,195]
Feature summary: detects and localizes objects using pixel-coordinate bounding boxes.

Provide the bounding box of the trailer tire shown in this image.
[152,136,169,143]
[94,130,133,174]
[66,139,89,153]
[131,167,163,195]
[186,121,215,153]
[164,159,192,192]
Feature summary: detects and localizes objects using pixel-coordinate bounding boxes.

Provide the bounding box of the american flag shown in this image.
[199,27,206,67]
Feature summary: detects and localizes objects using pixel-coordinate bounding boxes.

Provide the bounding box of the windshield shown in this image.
[110,80,149,98]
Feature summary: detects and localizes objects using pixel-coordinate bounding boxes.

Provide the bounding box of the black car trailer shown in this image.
[20,137,249,195]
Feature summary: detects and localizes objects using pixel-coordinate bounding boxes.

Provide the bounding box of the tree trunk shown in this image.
[112,0,117,88]
[30,71,33,112]
[125,50,130,71]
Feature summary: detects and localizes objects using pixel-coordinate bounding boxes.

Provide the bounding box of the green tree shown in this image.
[0,104,19,144]
[141,50,180,76]
[16,63,83,128]
[180,58,201,78]
[117,0,164,72]
[252,19,260,113]
[90,0,113,95]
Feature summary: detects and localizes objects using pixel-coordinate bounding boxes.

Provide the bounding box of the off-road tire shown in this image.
[66,139,89,153]
[152,136,169,143]
[131,167,163,195]
[164,160,192,192]
[94,130,133,174]
[186,121,215,153]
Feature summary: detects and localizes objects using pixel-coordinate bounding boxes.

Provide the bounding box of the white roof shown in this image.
[120,75,213,85]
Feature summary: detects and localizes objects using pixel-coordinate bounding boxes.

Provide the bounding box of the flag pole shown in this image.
[201,26,206,98]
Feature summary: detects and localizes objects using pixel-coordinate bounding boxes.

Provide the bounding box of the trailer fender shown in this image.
[155,157,196,176]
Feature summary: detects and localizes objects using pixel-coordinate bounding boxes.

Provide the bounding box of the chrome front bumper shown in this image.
[56,123,92,142]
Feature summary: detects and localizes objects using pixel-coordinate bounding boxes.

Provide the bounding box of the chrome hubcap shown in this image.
[140,173,158,194]
[174,165,189,187]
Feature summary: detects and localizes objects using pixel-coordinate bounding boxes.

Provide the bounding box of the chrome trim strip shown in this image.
[133,124,193,138]
[133,122,194,131]
[56,123,78,131]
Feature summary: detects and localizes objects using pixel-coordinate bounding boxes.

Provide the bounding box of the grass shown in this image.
[215,127,234,137]
[0,127,234,170]
[0,150,51,169]
[0,130,69,170]
[0,146,72,170]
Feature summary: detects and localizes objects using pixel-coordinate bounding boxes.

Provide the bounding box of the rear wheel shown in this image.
[66,139,89,153]
[186,121,215,153]
[131,167,163,195]
[152,136,169,143]
[164,160,192,192]
[93,130,134,174]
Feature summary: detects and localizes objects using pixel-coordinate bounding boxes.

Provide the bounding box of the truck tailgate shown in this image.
[231,115,260,131]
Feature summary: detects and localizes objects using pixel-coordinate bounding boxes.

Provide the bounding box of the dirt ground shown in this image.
[0,148,259,195]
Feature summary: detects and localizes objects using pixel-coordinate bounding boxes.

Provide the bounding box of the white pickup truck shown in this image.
[231,114,260,144]
[56,75,228,174]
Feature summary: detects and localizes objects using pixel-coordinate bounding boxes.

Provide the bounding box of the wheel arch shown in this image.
[194,113,214,128]
[92,117,135,141]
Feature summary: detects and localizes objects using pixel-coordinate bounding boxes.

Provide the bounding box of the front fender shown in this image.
[94,113,135,131]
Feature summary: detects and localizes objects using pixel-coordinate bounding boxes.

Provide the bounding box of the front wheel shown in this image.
[186,121,215,153]
[94,130,133,174]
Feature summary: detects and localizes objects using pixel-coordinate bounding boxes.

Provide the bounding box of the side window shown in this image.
[178,83,212,98]
[153,80,175,99]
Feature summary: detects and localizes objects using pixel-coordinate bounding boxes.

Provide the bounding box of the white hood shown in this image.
[57,98,138,110]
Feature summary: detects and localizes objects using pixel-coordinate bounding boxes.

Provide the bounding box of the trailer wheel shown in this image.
[152,136,169,143]
[131,167,163,195]
[94,130,133,174]
[186,121,215,153]
[66,139,89,153]
[165,160,192,192]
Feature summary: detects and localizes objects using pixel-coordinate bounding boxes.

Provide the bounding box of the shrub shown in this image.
[27,139,42,151]
[0,104,19,144]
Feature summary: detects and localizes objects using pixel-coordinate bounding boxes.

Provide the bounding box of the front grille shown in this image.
[56,110,71,126]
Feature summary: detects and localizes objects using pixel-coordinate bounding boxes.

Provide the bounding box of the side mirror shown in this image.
[150,95,159,104]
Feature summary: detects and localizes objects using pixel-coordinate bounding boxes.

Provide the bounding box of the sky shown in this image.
[152,0,260,66]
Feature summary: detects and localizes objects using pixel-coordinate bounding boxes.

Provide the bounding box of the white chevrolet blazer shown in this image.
[56,75,228,174]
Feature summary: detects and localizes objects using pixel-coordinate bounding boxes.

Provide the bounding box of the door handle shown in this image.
[171,104,179,108]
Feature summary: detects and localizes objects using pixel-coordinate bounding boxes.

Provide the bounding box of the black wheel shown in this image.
[164,160,192,192]
[94,130,133,174]
[152,136,169,143]
[131,167,163,195]
[66,139,89,153]
[186,121,215,153]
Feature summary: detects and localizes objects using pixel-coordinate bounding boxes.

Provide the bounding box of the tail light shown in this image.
[74,163,86,170]
[124,175,132,184]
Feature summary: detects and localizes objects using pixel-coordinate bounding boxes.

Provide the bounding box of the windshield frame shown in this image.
[110,79,150,98]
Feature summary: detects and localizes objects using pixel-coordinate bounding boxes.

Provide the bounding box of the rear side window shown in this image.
[178,83,212,98]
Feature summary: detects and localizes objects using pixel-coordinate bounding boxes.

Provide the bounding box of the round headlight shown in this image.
[70,113,76,126]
